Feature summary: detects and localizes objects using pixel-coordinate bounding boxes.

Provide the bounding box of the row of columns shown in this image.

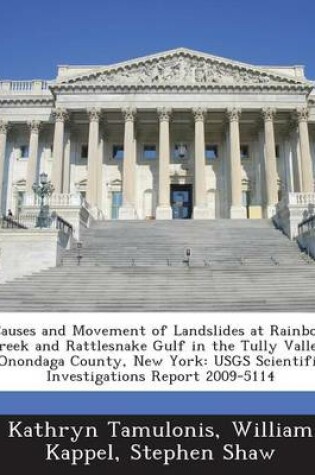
[0,106,314,217]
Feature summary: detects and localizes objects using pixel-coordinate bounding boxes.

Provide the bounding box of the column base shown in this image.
[119,205,137,220]
[193,206,215,219]
[230,206,247,219]
[156,206,172,220]
[264,205,277,219]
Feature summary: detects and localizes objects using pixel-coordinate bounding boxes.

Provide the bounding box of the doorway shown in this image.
[170,184,192,219]
[111,191,122,219]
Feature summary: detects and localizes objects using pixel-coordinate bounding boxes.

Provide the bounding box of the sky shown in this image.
[1,0,315,80]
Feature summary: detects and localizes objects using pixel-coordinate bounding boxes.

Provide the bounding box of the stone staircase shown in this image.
[0,219,315,312]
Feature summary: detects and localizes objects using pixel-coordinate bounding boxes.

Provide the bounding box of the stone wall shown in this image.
[0,229,64,283]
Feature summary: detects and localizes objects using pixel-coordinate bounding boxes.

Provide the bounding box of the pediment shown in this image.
[52,48,313,94]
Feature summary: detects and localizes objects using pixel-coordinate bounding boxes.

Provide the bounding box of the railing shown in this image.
[0,215,27,229]
[10,81,33,91]
[298,214,315,235]
[2,212,73,235]
[0,80,53,94]
[286,193,315,206]
[49,193,82,207]
[25,193,83,207]
[54,215,73,235]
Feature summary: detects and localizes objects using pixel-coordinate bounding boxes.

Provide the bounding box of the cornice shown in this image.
[0,96,54,107]
[51,83,312,95]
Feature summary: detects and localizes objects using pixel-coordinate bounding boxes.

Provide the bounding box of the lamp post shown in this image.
[32,172,55,228]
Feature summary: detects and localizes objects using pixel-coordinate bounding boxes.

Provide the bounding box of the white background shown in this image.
[0,312,314,391]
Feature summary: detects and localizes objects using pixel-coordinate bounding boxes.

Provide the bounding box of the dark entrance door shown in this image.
[170,184,193,219]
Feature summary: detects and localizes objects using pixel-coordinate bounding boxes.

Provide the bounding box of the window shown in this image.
[275,145,280,159]
[19,145,29,159]
[112,145,124,160]
[81,144,88,159]
[143,145,157,160]
[240,145,249,160]
[205,145,218,160]
[49,145,53,158]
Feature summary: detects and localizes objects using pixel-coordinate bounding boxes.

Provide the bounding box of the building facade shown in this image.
[0,48,315,221]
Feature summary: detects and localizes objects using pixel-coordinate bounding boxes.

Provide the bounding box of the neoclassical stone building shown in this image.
[0,47,315,222]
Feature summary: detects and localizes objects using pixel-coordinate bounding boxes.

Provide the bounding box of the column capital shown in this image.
[262,107,276,122]
[27,120,42,134]
[122,107,137,122]
[295,106,309,123]
[226,107,241,122]
[87,107,102,122]
[157,107,172,121]
[0,120,9,135]
[52,108,69,123]
[193,107,207,122]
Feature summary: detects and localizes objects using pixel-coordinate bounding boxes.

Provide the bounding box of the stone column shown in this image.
[251,131,263,211]
[86,108,101,207]
[62,130,71,195]
[283,136,294,192]
[296,107,314,192]
[283,124,295,193]
[119,107,137,219]
[288,119,302,192]
[26,121,41,194]
[0,121,9,213]
[156,107,172,219]
[227,108,246,219]
[51,108,68,193]
[262,108,278,216]
[97,125,105,212]
[193,108,212,219]
[220,129,229,218]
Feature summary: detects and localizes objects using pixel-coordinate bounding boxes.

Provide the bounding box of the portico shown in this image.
[0,48,314,222]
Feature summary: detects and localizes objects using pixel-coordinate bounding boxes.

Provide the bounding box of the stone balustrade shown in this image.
[0,80,52,94]
[287,192,315,206]
[275,192,315,239]
[25,192,82,207]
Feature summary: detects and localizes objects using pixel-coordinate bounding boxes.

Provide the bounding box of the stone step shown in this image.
[1,219,314,311]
